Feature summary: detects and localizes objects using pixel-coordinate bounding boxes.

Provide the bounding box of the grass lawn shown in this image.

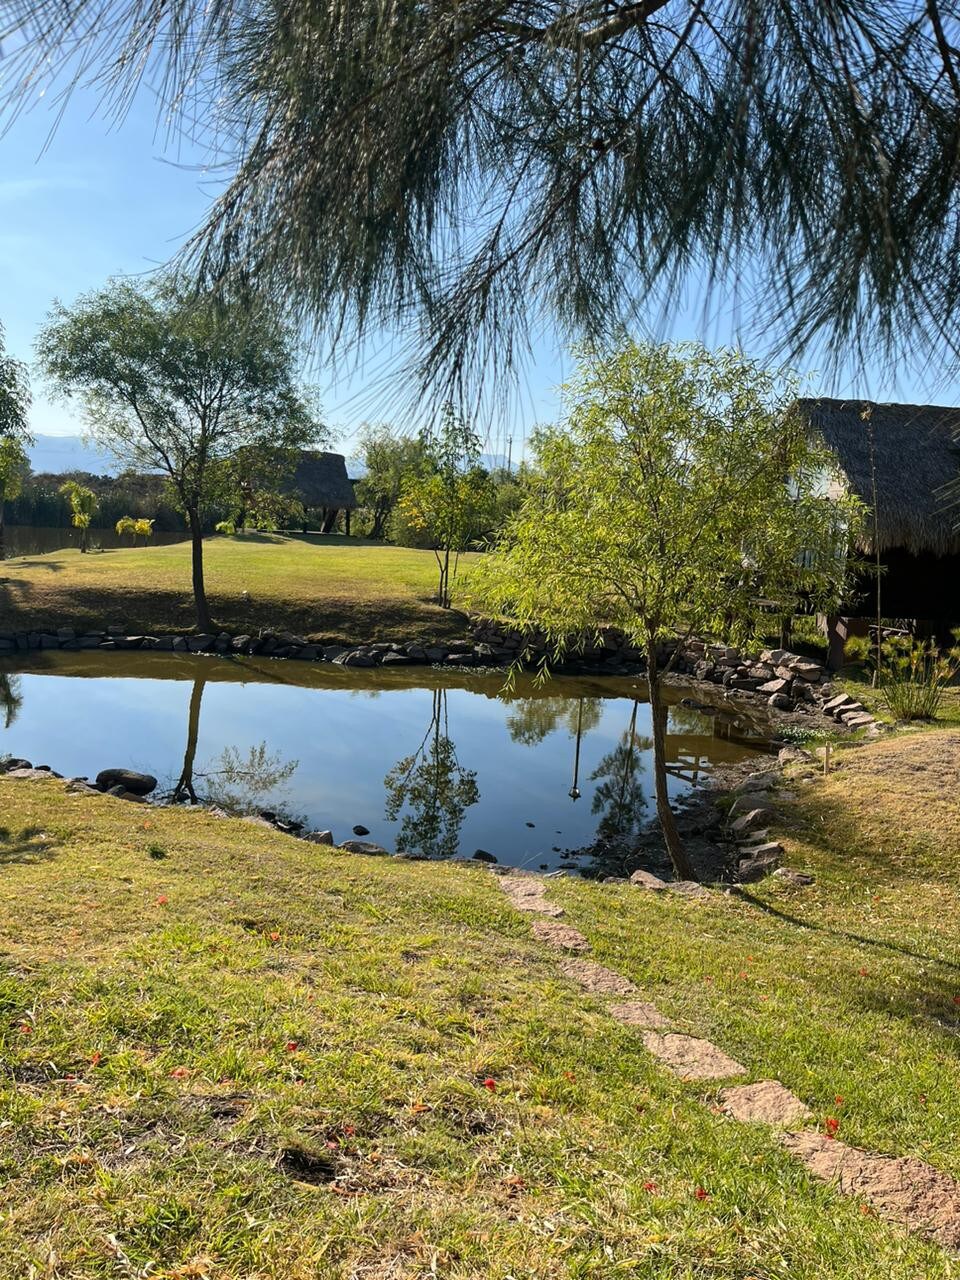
[2,728,960,1276]
[0,534,477,643]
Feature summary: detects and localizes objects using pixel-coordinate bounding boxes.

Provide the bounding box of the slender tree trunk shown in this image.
[441,544,451,608]
[173,675,205,803]
[0,500,6,561]
[646,637,697,882]
[188,508,212,630]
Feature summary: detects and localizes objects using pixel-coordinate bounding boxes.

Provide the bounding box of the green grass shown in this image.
[0,534,477,642]
[2,733,960,1277]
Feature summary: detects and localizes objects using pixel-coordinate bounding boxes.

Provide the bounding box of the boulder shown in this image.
[95,768,158,796]
[842,712,876,728]
[472,848,498,864]
[339,839,390,856]
[304,830,334,845]
[768,693,793,711]
[352,824,370,836]
[630,869,669,891]
[758,677,791,695]
[728,808,770,835]
[105,784,145,803]
[0,758,32,773]
[822,692,856,715]
[773,867,815,886]
[787,659,823,682]
[735,772,778,794]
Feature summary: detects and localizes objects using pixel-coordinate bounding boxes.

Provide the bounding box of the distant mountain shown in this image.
[27,434,123,477]
[345,451,516,478]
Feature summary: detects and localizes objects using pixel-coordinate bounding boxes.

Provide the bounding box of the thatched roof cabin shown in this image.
[288,451,358,512]
[795,397,960,556]
[795,398,960,643]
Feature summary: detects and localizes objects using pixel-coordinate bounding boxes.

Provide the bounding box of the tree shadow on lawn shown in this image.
[0,825,57,865]
[736,890,960,974]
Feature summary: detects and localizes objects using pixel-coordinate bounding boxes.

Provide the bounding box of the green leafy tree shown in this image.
[399,407,494,607]
[470,341,865,880]
[9,5,960,398]
[354,426,426,540]
[0,323,32,558]
[37,276,321,629]
[115,515,155,545]
[59,480,98,553]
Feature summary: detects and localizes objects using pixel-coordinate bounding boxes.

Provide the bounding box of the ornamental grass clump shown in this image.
[878,635,960,721]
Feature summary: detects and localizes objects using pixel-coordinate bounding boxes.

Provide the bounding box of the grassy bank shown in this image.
[0,534,476,643]
[2,728,960,1276]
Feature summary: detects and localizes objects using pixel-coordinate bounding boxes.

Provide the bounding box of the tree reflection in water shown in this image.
[0,671,22,730]
[589,699,651,841]
[504,694,602,747]
[384,687,479,859]
[171,674,298,813]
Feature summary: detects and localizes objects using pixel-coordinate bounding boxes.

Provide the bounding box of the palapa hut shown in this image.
[794,397,960,664]
[287,451,358,534]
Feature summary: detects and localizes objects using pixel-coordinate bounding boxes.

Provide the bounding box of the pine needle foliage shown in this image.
[6,4,960,404]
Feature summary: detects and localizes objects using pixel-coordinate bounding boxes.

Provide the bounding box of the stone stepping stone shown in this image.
[641,1032,746,1081]
[608,1000,670,1029]
[531,919,589,952]
[560,958,638,996]
[783,1130,960,1252]
[719,1080,811,1125]
[498,875,564,917]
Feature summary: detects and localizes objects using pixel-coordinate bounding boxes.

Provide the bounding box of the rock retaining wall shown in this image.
[0,621,878,730]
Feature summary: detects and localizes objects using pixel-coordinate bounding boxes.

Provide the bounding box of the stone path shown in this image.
[497,871,960,1256]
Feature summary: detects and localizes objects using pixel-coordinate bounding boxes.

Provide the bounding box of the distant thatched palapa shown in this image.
[287,451,358,534]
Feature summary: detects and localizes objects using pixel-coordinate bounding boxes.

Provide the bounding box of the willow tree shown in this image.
[37,277,321,630]
[6,5,960,401]
[469,341,864,881]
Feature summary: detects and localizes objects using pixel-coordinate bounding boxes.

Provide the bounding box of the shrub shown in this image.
[878,636,960,721]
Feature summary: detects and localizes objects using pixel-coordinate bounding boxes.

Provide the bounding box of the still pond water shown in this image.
[0,653,768,873]
[2,525,187,559]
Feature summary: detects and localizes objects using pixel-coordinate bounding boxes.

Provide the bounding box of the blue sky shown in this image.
[2,79,959,460]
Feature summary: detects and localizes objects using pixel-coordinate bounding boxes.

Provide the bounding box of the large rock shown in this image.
[339,839,390,856]
[95,767,158,796]
[630,869,668,891]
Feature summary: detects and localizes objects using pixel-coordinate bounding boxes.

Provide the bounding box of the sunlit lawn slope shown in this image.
[0,534,476,642]
[2,729,960,1277]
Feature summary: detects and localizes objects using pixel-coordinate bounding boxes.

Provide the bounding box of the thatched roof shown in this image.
[289,451,357,510]
[795,397,960,556]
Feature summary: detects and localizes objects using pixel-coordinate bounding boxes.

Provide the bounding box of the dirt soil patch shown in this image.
[607,1000,670,1029]
[837,729,960,797]
[719,1080,811,1125]
[641,1032,745,1081]
[531,919,589,951]
[783,1130,960,1252]
[559,958,638,996]
[498,875,564,917]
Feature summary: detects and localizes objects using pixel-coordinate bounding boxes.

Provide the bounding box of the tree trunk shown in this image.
[188,509,212,631]
[173,675,205,803]
[441,544,451,608]
[0,500,6,561]
[646,637,698,882]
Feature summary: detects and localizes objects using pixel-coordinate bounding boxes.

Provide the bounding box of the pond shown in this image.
[1,524,188,559]
[0,652,770,873]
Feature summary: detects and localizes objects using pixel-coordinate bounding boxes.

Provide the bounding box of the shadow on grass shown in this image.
[735,890,960,973]
[0,825,57,865]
